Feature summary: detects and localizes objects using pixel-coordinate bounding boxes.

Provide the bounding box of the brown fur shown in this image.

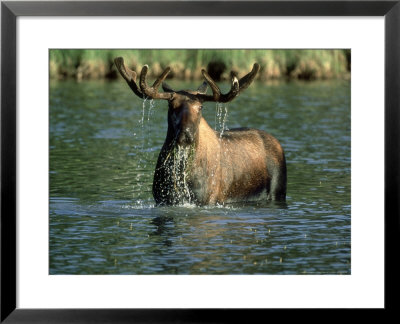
[114,58,286,205]
[153,112,286,205]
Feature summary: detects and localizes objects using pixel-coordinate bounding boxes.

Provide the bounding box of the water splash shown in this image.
[122,199,155,210]
[133,99,196,206]
[172,145,193,204]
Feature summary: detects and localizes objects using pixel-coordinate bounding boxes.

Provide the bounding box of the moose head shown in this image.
[114,57,259,146]
[115,57,286,206]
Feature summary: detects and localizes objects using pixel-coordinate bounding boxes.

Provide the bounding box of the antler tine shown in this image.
[152,67,171,89]
[238,63,260,91]
[114,57,144,98]
[139,65,174,100]
[199,63,259,103]
[201,69,221,101]
[219,71,240,103]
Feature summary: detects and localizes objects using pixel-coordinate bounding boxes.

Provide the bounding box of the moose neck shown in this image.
[197,117,221,154]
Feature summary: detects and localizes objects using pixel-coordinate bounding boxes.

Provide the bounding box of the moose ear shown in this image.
[197,81,208,94]
[162,82,175,93]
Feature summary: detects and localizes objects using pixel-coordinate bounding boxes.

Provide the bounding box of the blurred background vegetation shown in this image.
[50,49,351,81]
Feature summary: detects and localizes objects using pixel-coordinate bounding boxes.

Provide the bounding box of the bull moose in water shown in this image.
[114,57,286,206]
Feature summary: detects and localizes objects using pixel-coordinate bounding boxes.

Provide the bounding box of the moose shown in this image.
[114,57,286,206]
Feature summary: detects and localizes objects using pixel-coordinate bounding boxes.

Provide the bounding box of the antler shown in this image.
[115,57,260,103]
[198,63,260,103]
[139,65,173,100]
[114,57,173,100]
[114,57,144,98]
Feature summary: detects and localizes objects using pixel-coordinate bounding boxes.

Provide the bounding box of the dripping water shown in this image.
[132,97,154,199]
[140,97,148,150]
[215,103,229,137]
[172,145,193,205]
[220,105,229,138]
[147,99,155,147]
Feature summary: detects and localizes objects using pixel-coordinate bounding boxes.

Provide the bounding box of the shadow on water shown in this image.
[49,79,351,275]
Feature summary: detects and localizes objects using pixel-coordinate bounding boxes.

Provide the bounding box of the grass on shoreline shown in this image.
[50,49,350,81]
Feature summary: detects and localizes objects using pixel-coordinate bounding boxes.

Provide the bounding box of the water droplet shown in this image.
[215,103,229,137]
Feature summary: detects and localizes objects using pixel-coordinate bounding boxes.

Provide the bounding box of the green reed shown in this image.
[50,49,350,81]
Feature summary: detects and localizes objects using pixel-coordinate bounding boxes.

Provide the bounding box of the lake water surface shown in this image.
[50,79,350,274]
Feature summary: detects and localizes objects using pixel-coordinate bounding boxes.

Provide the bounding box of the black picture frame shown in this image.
[1,1,399,322]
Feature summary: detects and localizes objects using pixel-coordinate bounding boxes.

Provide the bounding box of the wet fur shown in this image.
[114,58,286,206]
[153,117,286,206]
